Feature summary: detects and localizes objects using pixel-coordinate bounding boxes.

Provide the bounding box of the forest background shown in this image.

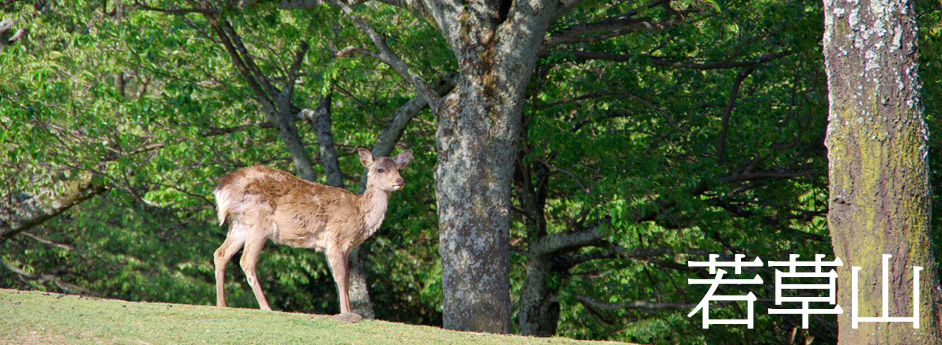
[1,0,941,344]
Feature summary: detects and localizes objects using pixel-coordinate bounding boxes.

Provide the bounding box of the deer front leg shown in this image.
[327,246,352,314]
[240,230,272,311]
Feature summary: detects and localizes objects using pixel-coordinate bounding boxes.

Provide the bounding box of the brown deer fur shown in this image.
[213,148,413,314]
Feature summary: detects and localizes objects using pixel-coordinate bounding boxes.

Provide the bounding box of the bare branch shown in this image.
[21,231,76,251]
[544,0,681,48]
[716,66,755,163]
[134,0,219,15]
[284,40,310,96]
[529,218,610,257]
[568,246,713,267]
[0,258,90,295]
[548,50,794,70]
[574,293,695,310]
[0,172,107,243]
[540,160,589,193]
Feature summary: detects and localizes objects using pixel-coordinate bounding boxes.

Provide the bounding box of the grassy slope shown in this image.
[0,289,628,344]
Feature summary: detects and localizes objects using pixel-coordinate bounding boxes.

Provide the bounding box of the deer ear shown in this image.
[394,150,413,168]
[358,148,375,167]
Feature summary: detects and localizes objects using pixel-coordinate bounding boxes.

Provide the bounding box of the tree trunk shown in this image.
[435,80,517,334]
[823,0,942,343]
[518,255,560,336]
[346,246,374,318]
[514,157,560,336]
[431,4,556,333]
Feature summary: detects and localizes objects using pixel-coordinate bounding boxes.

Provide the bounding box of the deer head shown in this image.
[359,148,413,192]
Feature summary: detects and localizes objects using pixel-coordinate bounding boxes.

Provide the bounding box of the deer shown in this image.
[212,148,413,317]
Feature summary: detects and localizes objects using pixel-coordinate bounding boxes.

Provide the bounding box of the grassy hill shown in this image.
[0,288,628,344]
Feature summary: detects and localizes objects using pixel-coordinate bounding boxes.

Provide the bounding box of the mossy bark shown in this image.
[823,0,942,343]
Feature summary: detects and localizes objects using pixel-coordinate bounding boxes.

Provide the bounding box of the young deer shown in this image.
[213,148,413,315]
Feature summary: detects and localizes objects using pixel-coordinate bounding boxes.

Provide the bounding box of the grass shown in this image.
[0,288,629,344]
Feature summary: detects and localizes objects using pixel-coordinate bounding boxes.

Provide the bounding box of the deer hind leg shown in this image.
[214,222,247,308]
[327,245,352,314]
[240,226,272,311]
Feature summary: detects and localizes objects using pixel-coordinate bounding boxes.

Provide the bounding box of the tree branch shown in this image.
[631,165,824,230]
[202,12,317,181]
[544,0,681,48]
[574,293,695,310]
[283,40,309,97]
[300,93,345,187]
[716,66,755,163]
[548,50,793,70]
[0,258,90,294]
[529,218,609,257]
[219,19,280,98]
[134,0,220,15]
[20,231,76,251]
[336,11,443,112]
[204,15,276,113]
[0,172,107,244]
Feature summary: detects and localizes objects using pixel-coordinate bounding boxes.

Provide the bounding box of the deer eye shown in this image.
[377,168,385,173]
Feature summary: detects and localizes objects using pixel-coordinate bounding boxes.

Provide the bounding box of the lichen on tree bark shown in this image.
[823,0,942,343]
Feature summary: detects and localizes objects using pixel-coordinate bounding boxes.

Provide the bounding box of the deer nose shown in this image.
[396,177,405,185]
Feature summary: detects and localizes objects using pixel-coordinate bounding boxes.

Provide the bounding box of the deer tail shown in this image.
[214,186,230,226]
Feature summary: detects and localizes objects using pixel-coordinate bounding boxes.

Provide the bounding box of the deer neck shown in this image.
[358,185,390,238]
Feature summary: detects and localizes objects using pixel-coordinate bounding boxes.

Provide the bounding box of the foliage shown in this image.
[514,1,833,343]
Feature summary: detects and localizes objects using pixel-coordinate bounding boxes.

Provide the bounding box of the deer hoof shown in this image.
[330,312,363,323]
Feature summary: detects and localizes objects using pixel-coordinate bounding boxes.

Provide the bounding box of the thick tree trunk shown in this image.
[823,0,942,343]
[435,86,517,333]
[431,4,555,333]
